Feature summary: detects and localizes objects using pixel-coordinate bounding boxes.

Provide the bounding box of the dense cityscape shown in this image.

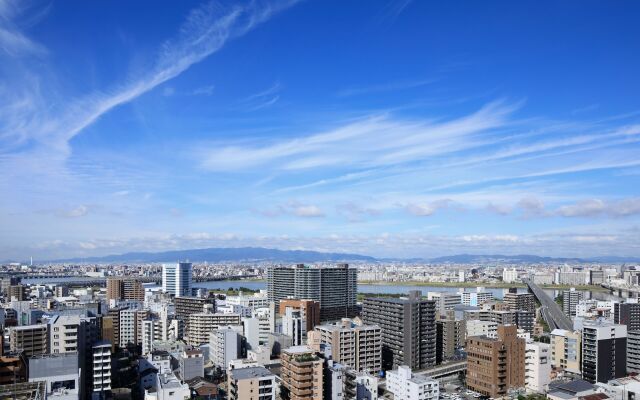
[2,0,640,400]
[0,260,639,399]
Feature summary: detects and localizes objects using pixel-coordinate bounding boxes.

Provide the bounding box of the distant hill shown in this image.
[426,254,586,264]
[53,247,377,263]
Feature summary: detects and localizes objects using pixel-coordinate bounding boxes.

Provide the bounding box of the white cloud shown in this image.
[60,205,89,218]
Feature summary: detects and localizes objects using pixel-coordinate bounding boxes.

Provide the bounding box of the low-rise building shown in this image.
[387,365,439,400]
[228,365,276,400]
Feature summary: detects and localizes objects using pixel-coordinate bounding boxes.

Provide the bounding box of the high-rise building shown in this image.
[162,262,192,297]
[503,268,518,284]
[92,340,112,395]
[280,346,324,400]
[466,325,525,398]
[504,289,536,313]
[590,270,604,285]
[186,313,241,345]
[627,330,640,374]
[106,277,145,301]
[563,289,584,317]
[279,299,321,332]
[9,324,48,356]
[228,366,276,400]
[119,309,149,347]
[282,308,306,346]
[427,292,462,314]
[267,264,357,321]
[362,291,436,371]
[436,319,465,363]
[387,365,439,400]
[613,302,640,331]
[210,327,243,369]
[460,290,494,306]
[581,320,627,383]
[525,341,551,394]
[550,329,582,375]
[314,318,382,374]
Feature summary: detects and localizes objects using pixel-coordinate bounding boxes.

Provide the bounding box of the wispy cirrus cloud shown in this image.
[337,77,437,97]
[0,0,47,56]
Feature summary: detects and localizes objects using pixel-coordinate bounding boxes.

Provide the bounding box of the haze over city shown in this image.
[2,0,640,260]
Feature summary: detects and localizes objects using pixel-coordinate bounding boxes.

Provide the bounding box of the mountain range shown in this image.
[38,247,640,264]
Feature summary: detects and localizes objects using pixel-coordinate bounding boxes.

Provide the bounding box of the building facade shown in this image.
[280,346,324,400]
[387,365,439,400]
[581,320,627,383]
[362,291,436,371]
[162,262,192,297]
[314,319,382,374]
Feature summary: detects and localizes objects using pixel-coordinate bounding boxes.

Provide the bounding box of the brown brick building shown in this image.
[279,299,321,333]
[466,324,525,397]
[106,277,145,301]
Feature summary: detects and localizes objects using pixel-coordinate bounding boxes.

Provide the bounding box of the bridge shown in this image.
[524,278,573,331]
[602,283,640,299]
[19,274,261,287]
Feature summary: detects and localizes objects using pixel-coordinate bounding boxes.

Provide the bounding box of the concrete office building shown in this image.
[563,289,584,317]
[550,329,582,375]
[581,320,627,383]
[228,366,276,400]
[590,270,604,285]
[525,341,551,394]
[362,291,436,371]
[106,277,145,302]
[504,289,536,313]
[9,324,48,356]
[387,365,439,400]
[461,290,494,307]
[162,262,192,297]
[436,319,465,363]
[186,313,241,346]
[466,325,526,398]
[314,318,382,374]
[267,264,357,321]
[427,292,462,314]
[28,352,80,398]
[280,346,323,400]
[279,299,321,332]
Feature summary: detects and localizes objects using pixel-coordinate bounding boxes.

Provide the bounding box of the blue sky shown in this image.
[2,0,640,260]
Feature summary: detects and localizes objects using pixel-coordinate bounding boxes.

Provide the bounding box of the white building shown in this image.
[387,365,439,400]
[427,292,461,313]
[242,307,272,350]
[225,291,269,309]
[466,320,498,338]
[525,341,551,393]
[282,307,306,346]
[355,372,379,400]
[503,268,519,284]
[142,319,164,355]
[458,270,466,283]
[145,372,190,400]
[162,262,192,297]
[210,326,243,369]
[93,340,112,394]
[460,289,494,306]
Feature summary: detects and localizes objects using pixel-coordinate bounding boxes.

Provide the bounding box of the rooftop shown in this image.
[230,366,274,380]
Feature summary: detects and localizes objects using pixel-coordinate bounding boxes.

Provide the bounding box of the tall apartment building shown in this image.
[9,324,48,356]
[613,302,640,331]
[590,270,604,285]
[466,320,498,338]
[119,309,149,347]
[282,308,306,346]
[142,318,164,355]
[175,296,216,319]
[461,290,494,306]
[387,365,439,400]
[563,289,584,317]
[525,341,551,394]
[279,299,321,332]
[466,325,526,398]
[427,292,462,314]
[162,262,192,297]
[186,313,241,345]
[362,291,436,371]
[503,268,518,284]
[228,366,276,400]
[210,327,243,369]
[92,340,112,395]
[581,320,627,383]
[314,318,382,374]
[106,277,145,301]
[436,319,465,363]
[47,315,98,355]
[280,346,324,400]
[8,285,27,301]
[504,289,536,313]
[628,330,640,374]
[267,264,357,321]
[550,329,582,375]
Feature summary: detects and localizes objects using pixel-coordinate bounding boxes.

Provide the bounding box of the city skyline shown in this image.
[2,0,640,259]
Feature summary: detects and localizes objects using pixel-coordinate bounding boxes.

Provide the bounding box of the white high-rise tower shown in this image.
[162,262,192,296]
